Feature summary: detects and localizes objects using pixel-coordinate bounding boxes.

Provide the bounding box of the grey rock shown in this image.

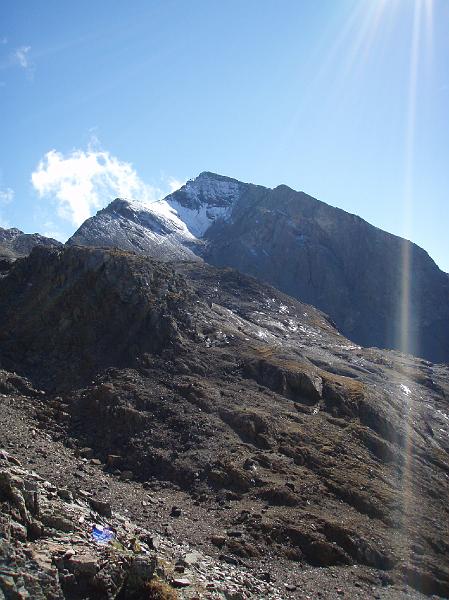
[172,577,191,587]
[89,497,112,517]
[183,550,202,565]
[78,447,93,459]
[126,555,157,591]
[0,226,61,262]
[67,553,99,577]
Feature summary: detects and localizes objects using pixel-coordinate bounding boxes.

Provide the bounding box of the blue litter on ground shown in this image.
[91,524,114,544]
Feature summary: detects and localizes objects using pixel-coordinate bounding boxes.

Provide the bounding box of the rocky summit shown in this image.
[67,172,449,364]
[0,244,448,599]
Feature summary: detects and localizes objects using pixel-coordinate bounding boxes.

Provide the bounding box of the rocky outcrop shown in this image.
[0,226,61,279]
[0,227,61,260]
[0,451,159,599]
[0,246,195,390]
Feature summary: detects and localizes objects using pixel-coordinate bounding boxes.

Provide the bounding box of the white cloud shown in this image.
[167,178,186,193]
[0,44,33,76]
[31,147,162,226]
[15,46,31,68]
[0,187,14,205]
[0,187,13,228]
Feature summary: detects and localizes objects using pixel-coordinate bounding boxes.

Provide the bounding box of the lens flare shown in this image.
[397,0,433,588]
[399,0,426,352]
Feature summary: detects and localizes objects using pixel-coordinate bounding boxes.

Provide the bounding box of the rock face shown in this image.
[0,245,194,390]
[67,172,449,363]
[0,226,61,260]
[0,246,448,597]
[0,226,62,278]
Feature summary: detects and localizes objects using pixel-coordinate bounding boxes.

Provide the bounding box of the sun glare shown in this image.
[396,0,434,587]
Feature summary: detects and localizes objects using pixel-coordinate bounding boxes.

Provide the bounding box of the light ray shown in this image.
[397,1,429,589]
[400,0,424,356]
[274,0,399,156]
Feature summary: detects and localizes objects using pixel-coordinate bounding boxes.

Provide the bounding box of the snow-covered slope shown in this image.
[68,198,201,261]
[161,171,247,237]
[67,172,249,260]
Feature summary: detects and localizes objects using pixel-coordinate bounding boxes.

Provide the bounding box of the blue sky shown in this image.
[1,0,448,270]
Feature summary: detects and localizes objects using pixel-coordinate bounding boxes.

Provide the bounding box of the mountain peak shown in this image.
[169,171,247,210]
[0,226,24,240]
[154,171,249,237]
[0,226,61,261]
[195,170,240,183]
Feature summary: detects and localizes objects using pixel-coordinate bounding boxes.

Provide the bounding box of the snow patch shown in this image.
[168,201,233,237]
[160,173,246,237]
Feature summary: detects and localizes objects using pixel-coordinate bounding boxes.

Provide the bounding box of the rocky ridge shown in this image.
[0,227,61,261]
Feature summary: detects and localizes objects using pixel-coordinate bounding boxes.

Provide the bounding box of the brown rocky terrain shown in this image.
[0,245,448,598]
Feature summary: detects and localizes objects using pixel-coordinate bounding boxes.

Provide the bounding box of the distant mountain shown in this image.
[0,227,61,271]
[67,172,254,261]
[67,172,449,363]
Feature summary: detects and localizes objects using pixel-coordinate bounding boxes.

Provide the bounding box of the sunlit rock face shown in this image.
[67,172,260,261]
[68,172,449,363]
[67,197,203,261]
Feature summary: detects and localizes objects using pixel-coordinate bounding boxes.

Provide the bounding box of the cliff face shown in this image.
[0,245,194,389]
[69,172,449,363]
[201,182,449,363]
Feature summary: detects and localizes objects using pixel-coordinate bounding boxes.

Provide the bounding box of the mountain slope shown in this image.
[201,181,449,363]
[67,172,256,260]
[0,245,448,597]
[67,172,449,363]
[67,197,202,261]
